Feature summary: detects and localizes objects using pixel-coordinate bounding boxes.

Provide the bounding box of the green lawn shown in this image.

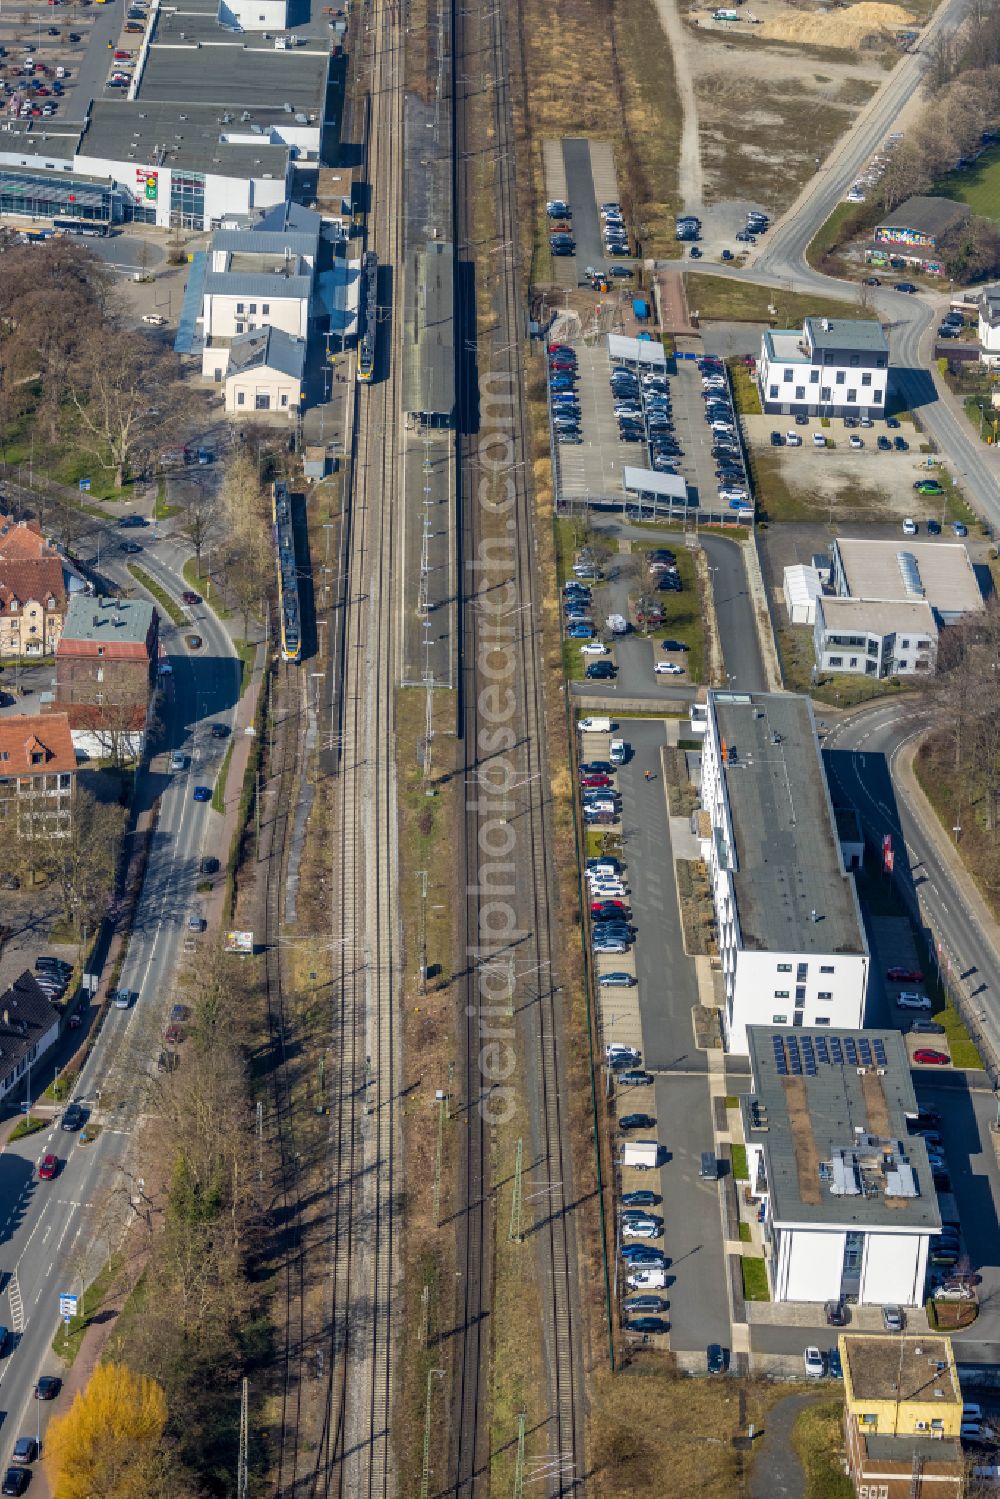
[52,1255,122,1365]
[629,542,706,685]
[211,739,235,814]
[684,274,860,326]
[936,145,1000,219]
[234,637,256,699]
[741,1256,769,1302]
[731,1143,749,1181]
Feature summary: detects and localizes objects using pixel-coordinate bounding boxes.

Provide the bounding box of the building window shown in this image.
[772,1014,788,1024]
[820,965,834,974]
[849,657,859,668]
[821,386,831,401]
[96,646,104,657]
[861,372,871,386]
[847,389,857,402]
[795,386,805,400]
[900,639,910,649]
[774,990,790,999]
[809,370,819,383]
[796,963,808,981]
[262,303,270,314]
[769,385,778,399]
[828,655,842,666]
[818,991,833,1000]
[876,356,886,368]
[795,986,806,1002]
[783,368,793,381]
[249,303,257,314]
[280,393,289,408]
[777,963,792,973]
[792,1010,804,1026]
[873,389,884,403]
[814,1016,830,1026]
[235,323,245,335]
[236,302,245,314]
[30,751,43,765]
[169,170,206,229]
[850,354,859,366]
[237,391,245,406]
[835,371,845,385]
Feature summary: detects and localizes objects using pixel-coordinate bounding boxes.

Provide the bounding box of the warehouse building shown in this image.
[743,1026,941,1307]
[699,690,869,1053]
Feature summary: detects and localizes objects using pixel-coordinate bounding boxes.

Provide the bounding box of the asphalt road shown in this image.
[822,702,1000,1078]
[701,533,766,693]
[0,513,238,1466]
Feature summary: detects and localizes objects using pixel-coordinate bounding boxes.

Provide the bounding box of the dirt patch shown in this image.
[676,857,715,956]
[760,0,914,47]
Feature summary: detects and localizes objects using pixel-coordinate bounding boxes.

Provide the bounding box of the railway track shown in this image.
[259,659,309,1496]
[303,0,405,1491]
[452,0,587,1488]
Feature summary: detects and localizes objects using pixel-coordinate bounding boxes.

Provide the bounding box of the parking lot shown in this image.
[543,137,631,289]
[578,716,732,1352]
[550,339,646,503]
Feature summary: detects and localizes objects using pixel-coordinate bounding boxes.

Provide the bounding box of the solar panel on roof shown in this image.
[816,1040,830,1063]
[790,1059,801,1074]
[831,1040,844,1063]
[788,1037,800,1058]
[845,1040,858,1061]
[776,1059,787,1075]
[874,1042,887,1063]
[806,1063,817,1076]
[859,1040,872,1064]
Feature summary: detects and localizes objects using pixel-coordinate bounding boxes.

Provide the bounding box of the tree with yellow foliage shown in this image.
[44,1362,172,1499]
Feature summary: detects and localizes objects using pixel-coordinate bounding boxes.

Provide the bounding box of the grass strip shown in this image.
[126,564,186,627]
[731,1142,749,1181]
[741,1256,769,1301]
[9,1115,45,1142]
[51,1255,123,1365]
[212,739,235,814]
[791,1400,854,1499]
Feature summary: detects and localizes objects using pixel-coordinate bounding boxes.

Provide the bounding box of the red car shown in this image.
[181,590,201,605]
[887,966,923,982]
[913,1049,950,1066]
[581,773,612,789]
[548,343,574,355]
[37,1154,58,1180]
[113,48,133,58]
[549,360,576,372]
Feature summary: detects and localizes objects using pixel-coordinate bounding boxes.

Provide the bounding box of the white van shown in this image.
[609,738,626,765]
[578,717,613,734]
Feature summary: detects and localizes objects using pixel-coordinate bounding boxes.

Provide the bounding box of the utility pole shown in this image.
[256,1100,264,1184]
[513,1410,526,1499]
[433,1090,447,1224]
[509,1136,523,1243]
[420,1368,444,1499]
[237,1378,249,1499]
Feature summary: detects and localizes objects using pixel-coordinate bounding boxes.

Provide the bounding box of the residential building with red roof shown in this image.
[0,713,76,837]
[0,515,68,659]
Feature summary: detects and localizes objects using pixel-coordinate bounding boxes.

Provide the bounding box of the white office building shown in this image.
[699,690,869,1054]
[743,1026,941,1307]
[758,317,889,418]
[813,597,938,679]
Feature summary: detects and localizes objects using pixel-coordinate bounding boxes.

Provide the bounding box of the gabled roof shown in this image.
[876,195,970,241]
[256,200,323,235]
[227,325,306,379]
[0,516,51,562]
[203,269,311,299]
[0,971,61,1091]
[0,713,75,775]
[0,558,66,612]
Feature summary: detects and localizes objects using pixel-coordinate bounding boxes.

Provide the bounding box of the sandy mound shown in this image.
[760,2,914,48]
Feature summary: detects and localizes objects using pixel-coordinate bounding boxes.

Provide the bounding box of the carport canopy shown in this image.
[608,333,667,369]
[622,467,688,501]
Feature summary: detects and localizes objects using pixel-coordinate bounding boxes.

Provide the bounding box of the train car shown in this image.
[357,250,378,383]
[272,481,302,663]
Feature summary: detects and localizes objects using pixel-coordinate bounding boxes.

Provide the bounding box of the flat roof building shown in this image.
[403,240,455,427]
[841,1334,965,1498]
[743,1026,940,1306]
[831,538,983,623]
[699,690,869,1052]
[814,595,938,680]
[759,318,889,419]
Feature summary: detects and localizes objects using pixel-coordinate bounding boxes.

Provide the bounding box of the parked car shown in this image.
[803,1346,826,1378]
[882,1305,905,1332]
[887,966,923,982]
[896,992,931,1010]
[707,1344,728,1374]
[825,1300,848,1327]
[914,1049,950,1065]
[619,1114,656,1131]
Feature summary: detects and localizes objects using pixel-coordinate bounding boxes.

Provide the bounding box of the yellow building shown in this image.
[841,1334,965,1499]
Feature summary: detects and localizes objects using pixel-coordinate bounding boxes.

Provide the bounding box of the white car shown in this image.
[654,661,683,675]
[812,432,826,448]
[803,1346,826,1378]
[849,434,864,449]
[626,1267,667,1290]
[897,992,931,1010]
[622,1219,661,1239]
[902,517,917,536]
[785,432,802,447]
[580,642,607,656]
[142,313,167,326]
